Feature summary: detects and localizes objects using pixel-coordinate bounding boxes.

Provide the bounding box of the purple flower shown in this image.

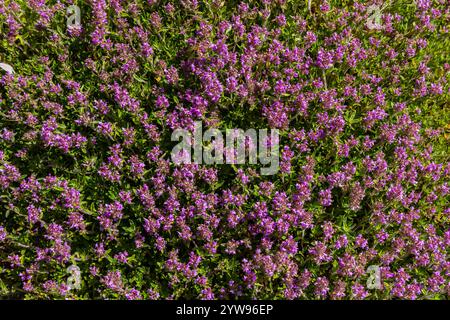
[319,188,333,207]
[0,226,6,241]
[314,277,330,298]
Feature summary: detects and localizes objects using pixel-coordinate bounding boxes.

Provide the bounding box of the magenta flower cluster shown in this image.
[0,0,449,300]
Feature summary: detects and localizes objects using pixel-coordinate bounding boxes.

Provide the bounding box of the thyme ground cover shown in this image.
[0,0,449,300]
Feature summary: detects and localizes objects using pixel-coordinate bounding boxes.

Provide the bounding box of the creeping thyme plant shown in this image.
[0,0,449,300]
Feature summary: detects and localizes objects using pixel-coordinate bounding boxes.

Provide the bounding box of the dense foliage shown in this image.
[0,0,449,300]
